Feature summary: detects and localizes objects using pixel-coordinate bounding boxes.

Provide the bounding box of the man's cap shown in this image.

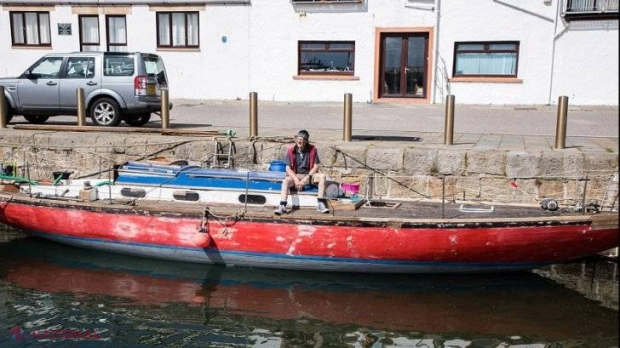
[296,130,310,140]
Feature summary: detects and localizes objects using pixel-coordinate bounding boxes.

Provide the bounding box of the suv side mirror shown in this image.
[21,70,34,79]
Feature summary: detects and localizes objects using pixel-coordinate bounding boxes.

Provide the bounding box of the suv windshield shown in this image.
[27,57,63,78]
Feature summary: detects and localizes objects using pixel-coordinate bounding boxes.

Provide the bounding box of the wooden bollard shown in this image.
[0,86,7,128]
[161,89,170,129]
[343,93,352,142]
[77,88,86,126]
[249,92,258,137]
[555,96,568,149]
[444,95,455,145]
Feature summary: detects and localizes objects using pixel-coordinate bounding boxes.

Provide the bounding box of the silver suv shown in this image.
[1,52,170,127]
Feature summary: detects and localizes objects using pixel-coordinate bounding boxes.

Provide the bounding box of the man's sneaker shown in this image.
[274,205,287,215]
[317,201,329,213]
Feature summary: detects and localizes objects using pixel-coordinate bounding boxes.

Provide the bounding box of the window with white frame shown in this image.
[107,15,127,52]
[453,41,519,77]
[10,11,51,46]
[157,12,199,48]
[79,15,100,52]
[298,41,355,76]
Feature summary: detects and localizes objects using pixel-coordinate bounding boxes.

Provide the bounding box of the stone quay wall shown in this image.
[1,131,618,209]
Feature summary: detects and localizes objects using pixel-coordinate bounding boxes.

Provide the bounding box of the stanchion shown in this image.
[555,95,568,150]
[77,88,86,126]
[161,89,169,129]
[249,92,258,137]
[343,93,352,142]
[444,95,455,145]
[0,86,6,128]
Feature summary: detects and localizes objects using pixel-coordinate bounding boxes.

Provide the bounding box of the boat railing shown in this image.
[357,168,619,213]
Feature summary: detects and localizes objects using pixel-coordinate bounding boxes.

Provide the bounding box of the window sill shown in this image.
[293,75,359,81]
[449,77,523,84]
[156,47,201,52]
[11,45,52,50]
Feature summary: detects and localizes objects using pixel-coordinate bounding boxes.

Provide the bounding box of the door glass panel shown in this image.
[406,37,425,97]
[383,37,402,95]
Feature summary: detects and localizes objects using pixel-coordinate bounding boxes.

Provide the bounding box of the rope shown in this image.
[198,206,246,235]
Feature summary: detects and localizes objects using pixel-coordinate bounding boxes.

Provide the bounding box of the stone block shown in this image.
[381,175,429,200]
[465,150,507,175]
[436,150,466,175]
[366,146,403,171]
[403,149,437,175]
[540,151,565,178]
[562,153,584,177]
[583,153,619,174]
[330,144,368,170]
[506,151,542,178]
[537,179,565,200]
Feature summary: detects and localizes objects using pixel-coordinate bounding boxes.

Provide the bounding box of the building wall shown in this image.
[1,1,617,105]
[551,20,619,105]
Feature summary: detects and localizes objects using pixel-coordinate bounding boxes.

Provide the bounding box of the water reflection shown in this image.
[0,234,618,347]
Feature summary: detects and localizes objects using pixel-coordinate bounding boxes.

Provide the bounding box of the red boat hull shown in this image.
[1,197,617,273]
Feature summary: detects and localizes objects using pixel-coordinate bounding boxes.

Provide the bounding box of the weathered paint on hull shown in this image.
[1,200,617,273]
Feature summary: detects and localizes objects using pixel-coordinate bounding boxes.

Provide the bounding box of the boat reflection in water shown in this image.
[0,236,618,347]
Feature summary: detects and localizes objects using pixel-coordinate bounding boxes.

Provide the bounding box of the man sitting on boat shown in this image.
[274,130,329,215]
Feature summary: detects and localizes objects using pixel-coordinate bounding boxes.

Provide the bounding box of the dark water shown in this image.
[0,226,618,348]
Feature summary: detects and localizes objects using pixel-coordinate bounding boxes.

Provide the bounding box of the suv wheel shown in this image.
[91,98,122,127]
[24,115,50,124]
[125,113,152,127]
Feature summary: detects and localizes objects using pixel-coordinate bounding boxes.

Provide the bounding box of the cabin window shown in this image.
[173,191,200,202]
[238,194,267,205]
[120,188,146,198]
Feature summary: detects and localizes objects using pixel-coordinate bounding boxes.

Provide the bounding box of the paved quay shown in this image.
[4,99,618,153]
[166,99,618,153]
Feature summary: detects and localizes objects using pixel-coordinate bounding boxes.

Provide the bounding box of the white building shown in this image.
[1,0,618,105]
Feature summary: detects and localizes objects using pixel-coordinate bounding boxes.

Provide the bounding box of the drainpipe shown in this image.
[548,0,570,105]
[432,0,441,104]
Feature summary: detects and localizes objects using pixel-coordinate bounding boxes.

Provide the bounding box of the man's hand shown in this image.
[296,176,309,191]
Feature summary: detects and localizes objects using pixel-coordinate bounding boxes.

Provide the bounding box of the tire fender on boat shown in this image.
[194,215,211,247]
[193,232,211,248]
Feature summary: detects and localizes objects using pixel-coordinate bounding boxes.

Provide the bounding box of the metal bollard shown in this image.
[0,86,6,128]
[77,88,86,126]
[161,89,169,129]
[249,92,258,137]
[555,96,568,149]
[343,93,352,142]
[444,95,455,145]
